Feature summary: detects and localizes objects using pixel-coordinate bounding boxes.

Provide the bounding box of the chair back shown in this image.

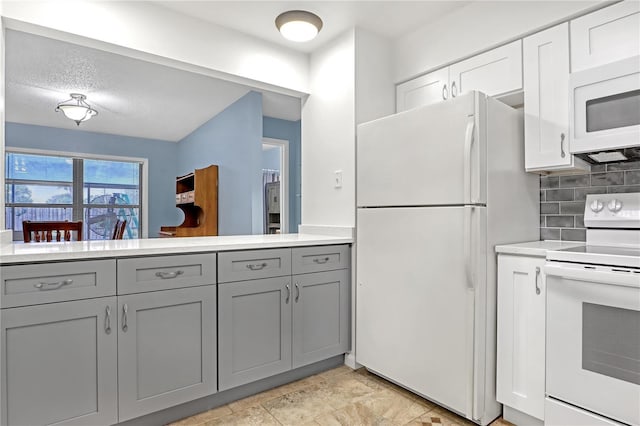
[22,221,83,243]
[112,219,127,240]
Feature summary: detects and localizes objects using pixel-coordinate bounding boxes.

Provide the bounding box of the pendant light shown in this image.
[275,10,323,42]
[55,93,98,125]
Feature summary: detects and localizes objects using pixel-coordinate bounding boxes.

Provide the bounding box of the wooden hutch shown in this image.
[160,164,218,237]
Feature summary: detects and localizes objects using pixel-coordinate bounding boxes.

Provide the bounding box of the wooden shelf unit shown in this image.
[161,164,218,237]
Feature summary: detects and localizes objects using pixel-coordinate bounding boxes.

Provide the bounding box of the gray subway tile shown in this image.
[607,160,640,171]
[546,189,574,201]
[541,202,560,214]
[546,215,574,228]
[540,216,545,227]
[575,215,584,228]
[625,170,640,185]
[575,187,607,200]
[541,228,560,241]
[540,176,559,189]
[561,228,586,242]
[591,171,624,186]
[608,185,640,194]
[540,190,546,202]
[560,201,586,214]
[590,164,606,173]
[560,174,590,188]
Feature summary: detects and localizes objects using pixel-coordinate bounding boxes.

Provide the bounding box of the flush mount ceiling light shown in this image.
[275,10,323,42]
[55,93,98,126]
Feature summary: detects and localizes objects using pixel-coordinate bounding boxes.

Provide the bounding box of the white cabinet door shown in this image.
[496,255,546,421]
[450,40,523,98]
[570,1,640,72]
[396,67,449,112]
[1,297,118,426]
[523,23,588,173]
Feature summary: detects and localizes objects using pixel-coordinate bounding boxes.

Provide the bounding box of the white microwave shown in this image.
[569,56,640,154]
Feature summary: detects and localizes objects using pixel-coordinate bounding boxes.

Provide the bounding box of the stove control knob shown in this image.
[590,199,604,213]
[607,199,623,213]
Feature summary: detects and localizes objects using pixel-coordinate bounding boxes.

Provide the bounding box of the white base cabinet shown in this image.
[496,254,546,421]
[1,297,118,426]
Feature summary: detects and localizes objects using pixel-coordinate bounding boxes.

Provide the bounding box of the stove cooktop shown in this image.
[547,244,640,269]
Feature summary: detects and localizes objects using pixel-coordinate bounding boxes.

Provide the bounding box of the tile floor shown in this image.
[169,366,514,426]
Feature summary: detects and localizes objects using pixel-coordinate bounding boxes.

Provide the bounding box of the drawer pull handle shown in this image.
[295,283,300,302]
[122,304,129,332]
[34,279,73,290]
[560,133,566,158]
[246,262,268,271]
[105,306,112,335]
[535,267,541,295]
[285,284,290,304]
[313,257,330,264]
[155,270,184,279]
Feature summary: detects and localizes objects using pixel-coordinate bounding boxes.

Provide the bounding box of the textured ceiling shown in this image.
[5,30,301,142]
[154,1,472,53]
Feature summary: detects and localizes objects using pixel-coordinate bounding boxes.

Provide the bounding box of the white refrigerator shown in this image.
[356,92,539,425]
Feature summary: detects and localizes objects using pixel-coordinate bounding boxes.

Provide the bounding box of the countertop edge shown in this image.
[495,240,586,257]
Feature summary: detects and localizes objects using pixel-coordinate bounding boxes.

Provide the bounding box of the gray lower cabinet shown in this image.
[292,269,350,368]
[117,286,217,422]
[0,297,118,426]
[218,277,293,391]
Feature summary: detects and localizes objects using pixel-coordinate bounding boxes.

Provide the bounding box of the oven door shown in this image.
[546,262,640,426]
[569,55,640,153]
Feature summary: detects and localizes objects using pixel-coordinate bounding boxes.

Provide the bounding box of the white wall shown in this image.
[394,0,606,82]
[0,14,6,241]
[301,30,356,228]
[1,1,309,94]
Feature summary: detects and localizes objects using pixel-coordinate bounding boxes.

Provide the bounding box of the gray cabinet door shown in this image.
[1,297,118,426]
[117,286,216,422]
[292,269,350,368]
[218,277,292,391]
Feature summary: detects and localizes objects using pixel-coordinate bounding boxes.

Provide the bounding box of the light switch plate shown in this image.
[334,170,343,188]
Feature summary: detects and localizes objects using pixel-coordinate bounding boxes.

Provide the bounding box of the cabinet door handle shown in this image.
[451,81,457,98]
[295,283,300,302]
[122,304,129,332]
[246,262,267,271]
[535,267,541,295]
[155,270,184,279]
[560,133,566,158]
[105,305,112,335]
[442,83,448,100]
[285,284,290,304]
[34,278,73,290]
[313,257,330,264]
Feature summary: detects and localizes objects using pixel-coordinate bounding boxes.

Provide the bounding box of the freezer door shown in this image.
[356,206,485,419]
[357,92,484,207]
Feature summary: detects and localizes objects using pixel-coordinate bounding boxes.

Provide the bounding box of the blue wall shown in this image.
[5,122,179,237]
[263,117,301,233]
[178,91,264,235]
[262,146,281,171]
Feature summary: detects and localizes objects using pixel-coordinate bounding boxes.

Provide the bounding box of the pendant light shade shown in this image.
[55,93,98,125]
[275,10,323,42]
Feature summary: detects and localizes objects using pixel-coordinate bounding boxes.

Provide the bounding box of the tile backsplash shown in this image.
[539,160,640,242]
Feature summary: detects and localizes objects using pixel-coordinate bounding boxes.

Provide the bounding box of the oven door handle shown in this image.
[545,264,640,288]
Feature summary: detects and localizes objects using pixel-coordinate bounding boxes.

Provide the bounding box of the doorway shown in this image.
[262,138,289,234]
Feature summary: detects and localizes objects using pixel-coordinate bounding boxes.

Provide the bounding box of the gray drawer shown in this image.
[292,245,350,275]
[1,260,116,308]
[117,253,216,294]
[218,249,291,283]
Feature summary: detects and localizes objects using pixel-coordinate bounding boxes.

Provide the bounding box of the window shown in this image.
[5,151,143,241]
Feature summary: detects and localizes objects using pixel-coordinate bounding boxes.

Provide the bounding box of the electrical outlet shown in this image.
[334,170,343,188]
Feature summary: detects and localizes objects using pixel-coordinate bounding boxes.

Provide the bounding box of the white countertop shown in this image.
[495,240,585,257]
[0,233,353,265]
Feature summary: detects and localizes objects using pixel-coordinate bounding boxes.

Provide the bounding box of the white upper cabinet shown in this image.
[523,23,589,173]
[396,41,523,112]
[396,67,449,112]
[450,40,523,98]
[571,1,640,72]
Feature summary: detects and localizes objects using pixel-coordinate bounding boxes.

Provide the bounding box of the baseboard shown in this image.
[344,352,361,370]
[503,405,543,426]
[298,224,354,238]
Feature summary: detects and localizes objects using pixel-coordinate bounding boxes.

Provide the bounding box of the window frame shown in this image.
[5,147,149,240]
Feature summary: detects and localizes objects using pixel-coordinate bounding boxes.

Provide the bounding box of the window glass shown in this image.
[5,183,72,204]
[5,153,72,181]
[84,159,139,185]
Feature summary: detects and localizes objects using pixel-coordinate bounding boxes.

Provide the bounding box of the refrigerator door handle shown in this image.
[463,120,476,204]
[464,206,475,290]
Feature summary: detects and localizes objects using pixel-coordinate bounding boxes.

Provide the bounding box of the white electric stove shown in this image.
[545,192,640,426]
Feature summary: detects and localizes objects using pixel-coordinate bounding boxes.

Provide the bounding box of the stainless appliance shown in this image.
[545,192,640,426]
[355,92,539,425]
[569,55,640,155]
